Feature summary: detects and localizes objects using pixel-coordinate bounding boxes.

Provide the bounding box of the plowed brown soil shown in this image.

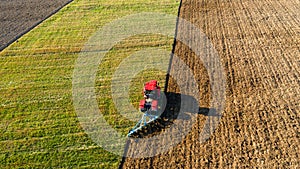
[121,0,299,168]
[0,0,72,51]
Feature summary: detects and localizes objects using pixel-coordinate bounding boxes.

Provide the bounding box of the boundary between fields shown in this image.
[164,0,183,93]
[118,0,183,168]
[0,0,73,51]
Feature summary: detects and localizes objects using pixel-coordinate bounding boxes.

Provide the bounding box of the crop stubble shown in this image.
[122,0,299,168]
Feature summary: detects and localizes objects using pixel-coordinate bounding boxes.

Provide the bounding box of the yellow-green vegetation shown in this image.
[97,34,173,135]
[0,0,179,168]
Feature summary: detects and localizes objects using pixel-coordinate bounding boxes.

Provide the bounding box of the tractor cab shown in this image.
[140,80,161,112]
[143,80,161,100]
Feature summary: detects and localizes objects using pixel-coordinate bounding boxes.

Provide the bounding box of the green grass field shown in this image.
[0,0,179,168]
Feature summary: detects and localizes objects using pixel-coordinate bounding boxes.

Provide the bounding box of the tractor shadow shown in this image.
[161,92,220,120]
[130,92,221,138]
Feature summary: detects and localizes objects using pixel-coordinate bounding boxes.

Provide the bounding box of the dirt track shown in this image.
[0,0,72,51]
[122,0,299,168]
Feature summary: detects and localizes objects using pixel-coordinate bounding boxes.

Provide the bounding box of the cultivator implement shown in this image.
[127,109,160,137]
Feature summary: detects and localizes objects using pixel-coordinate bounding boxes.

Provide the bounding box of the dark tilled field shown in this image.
[0,0,72,51]
[122,0,299,168]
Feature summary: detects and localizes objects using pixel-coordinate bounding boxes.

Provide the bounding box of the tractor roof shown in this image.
[144,80,158,90]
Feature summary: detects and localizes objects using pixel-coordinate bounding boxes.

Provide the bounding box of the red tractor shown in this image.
[128,80,162,137]
[139,80,161,113]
